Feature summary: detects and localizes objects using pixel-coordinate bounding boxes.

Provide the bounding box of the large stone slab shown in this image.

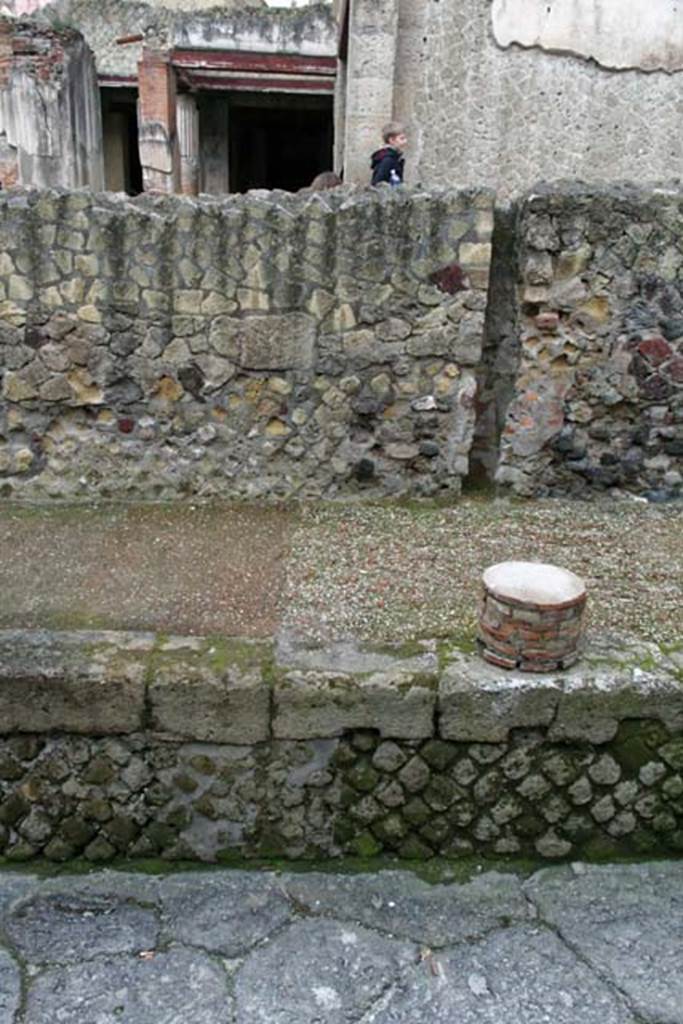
[0,631,148,735]
[24,948,232,1024]
[0,950,20,1024]
[159,872,292,956]
[363,924,634,1024]
[273,668,437,740]
[237,313,316,370]
[439,640,683,743]
[526,861,683,1024]
[148,642,270,744]
[279,869,530,948]
[235,918,416,1024]
[5,889,159,964]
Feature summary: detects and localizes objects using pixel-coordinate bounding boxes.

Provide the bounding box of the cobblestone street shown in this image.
[0,860,681,1023]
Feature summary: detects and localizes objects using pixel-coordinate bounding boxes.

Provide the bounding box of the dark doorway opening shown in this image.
[226,91,333,193]
[100,87,143,195]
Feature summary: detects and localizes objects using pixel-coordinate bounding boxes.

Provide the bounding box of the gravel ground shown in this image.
[0,497,680,646]
[282,497,683,647]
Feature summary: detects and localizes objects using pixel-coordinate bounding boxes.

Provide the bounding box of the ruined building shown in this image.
[0,0,682,197]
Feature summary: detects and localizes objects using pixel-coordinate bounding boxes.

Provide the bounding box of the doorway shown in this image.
[199,90,333,194]
[100,87,143,195]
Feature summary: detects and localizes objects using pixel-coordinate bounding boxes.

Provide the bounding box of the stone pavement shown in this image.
[0,860,681,1023]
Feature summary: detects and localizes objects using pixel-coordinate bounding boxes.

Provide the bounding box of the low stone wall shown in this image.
[497,184,683,498]
[0,186,493,499]
[1,630,681,863]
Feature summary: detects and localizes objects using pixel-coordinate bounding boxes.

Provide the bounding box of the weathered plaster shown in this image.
[492,0,683,73]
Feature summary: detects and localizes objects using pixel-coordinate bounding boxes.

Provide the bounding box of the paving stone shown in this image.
[525,861,683,1023]
[159,871,292,956]
[0,949,20,1024]
[24,948,232,1024]
[278,870,530,948]
[234,918,416,1024]
[5,887,159,963]
[360,925,634,1024]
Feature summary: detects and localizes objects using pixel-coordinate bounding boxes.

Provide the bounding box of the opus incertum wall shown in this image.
[0,186,493,501]
[0,631,682,864]
[496,184,683,498]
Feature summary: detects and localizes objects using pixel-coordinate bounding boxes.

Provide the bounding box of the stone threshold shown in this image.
[0,629,681,746]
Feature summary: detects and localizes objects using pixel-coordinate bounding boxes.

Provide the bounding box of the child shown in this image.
[370,122,407,186]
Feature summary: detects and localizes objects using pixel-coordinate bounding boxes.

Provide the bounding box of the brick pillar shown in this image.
[137,48,180,193]
[0,20,19,187]
[176,92,199,195]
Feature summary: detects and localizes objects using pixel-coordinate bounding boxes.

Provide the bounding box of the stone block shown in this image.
[238,313,316,371]
[439,653,561,742]
[148,642,270,744]
[273,668,437,740]
[0,631,148,735]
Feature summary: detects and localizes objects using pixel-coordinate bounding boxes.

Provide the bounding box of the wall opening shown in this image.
[225,91,333,193]
[101,87,143,195]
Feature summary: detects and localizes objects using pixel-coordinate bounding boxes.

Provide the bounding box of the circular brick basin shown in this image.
[478,561,587,672]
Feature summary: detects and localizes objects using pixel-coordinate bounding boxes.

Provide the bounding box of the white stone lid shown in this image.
[483,561,586,607]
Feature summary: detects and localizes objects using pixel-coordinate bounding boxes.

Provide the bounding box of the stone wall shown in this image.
[343,0,683,197]
[1,630,682,863]
[0,186,493,499]
[496,184,683,499]
[36,0,336,79]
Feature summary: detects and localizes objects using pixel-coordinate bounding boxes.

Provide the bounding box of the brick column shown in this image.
[137,48,180,194]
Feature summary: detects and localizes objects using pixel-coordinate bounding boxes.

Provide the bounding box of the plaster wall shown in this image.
[0,24,104,190]
[492,0,683,72]
[346,0,683,198]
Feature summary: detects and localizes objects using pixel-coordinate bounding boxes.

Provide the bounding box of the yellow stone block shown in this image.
[78,305,102,324]
[264,418,290,437]
[154,376,184,402]
[578,296,610,324]
[459,242,492,268]
[67,368,104,406]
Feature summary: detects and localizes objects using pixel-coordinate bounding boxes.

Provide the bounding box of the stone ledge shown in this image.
[0,630,151,736]
[0,630,680,744]
[440,640,683,743]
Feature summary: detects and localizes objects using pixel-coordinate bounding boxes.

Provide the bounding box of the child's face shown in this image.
[389,132,408,151]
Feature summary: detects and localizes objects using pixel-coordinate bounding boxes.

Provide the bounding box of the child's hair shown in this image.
[309,171,342,190]
[382,121,405,143]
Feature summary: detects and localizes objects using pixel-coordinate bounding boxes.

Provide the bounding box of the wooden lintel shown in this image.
[171,49,336,77]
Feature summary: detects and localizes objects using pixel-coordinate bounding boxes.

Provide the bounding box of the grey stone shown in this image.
[275,637,438,677]
[0,949,20,1024]
[372,741,409,773]
[238,313,316,371]
[589,755,622,786]
[24,947,232,1024]
[5,888,159,964]
[279,870,530,948]
[234,918,416,1024]
[526,861,683,1023]
[148,649,270,744]
[362,925,632,1024]
[0,630,148,735]
[273,668,436,740]
[439,654,561,741]
[159,872,291,956]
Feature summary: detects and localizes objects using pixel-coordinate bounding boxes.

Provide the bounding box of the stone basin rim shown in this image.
[482,560,587,608]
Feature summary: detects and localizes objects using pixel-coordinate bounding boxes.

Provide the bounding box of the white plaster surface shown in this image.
[483,561,586,605]
[492,0,683,72]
